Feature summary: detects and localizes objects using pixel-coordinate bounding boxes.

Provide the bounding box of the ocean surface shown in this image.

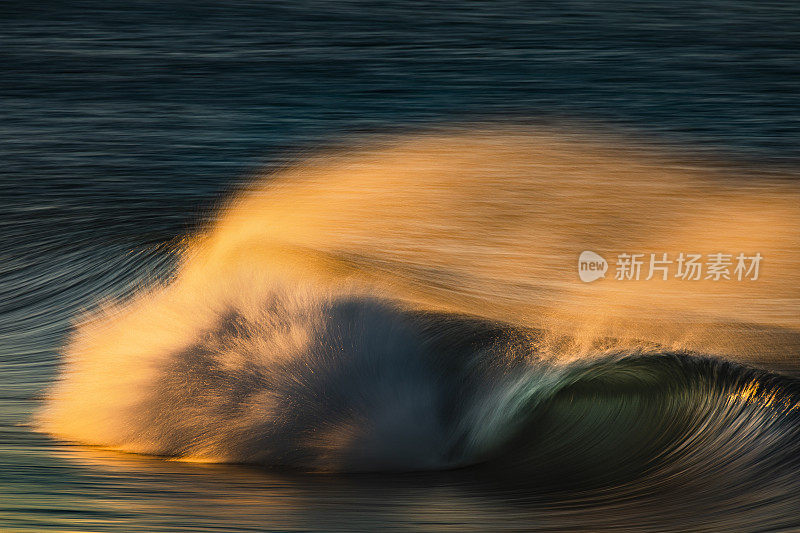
[3,2,800,532]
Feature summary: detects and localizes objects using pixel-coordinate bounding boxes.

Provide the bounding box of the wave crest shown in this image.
[38,129,800,475]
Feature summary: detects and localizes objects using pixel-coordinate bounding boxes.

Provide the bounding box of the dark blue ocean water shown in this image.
[2,2,800,531]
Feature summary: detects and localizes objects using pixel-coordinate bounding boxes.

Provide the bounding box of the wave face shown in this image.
[37,129,800,480]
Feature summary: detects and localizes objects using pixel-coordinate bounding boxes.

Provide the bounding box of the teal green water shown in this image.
[3,2,800,531]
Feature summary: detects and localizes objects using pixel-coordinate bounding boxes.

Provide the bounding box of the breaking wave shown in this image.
[37,128,800,483]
